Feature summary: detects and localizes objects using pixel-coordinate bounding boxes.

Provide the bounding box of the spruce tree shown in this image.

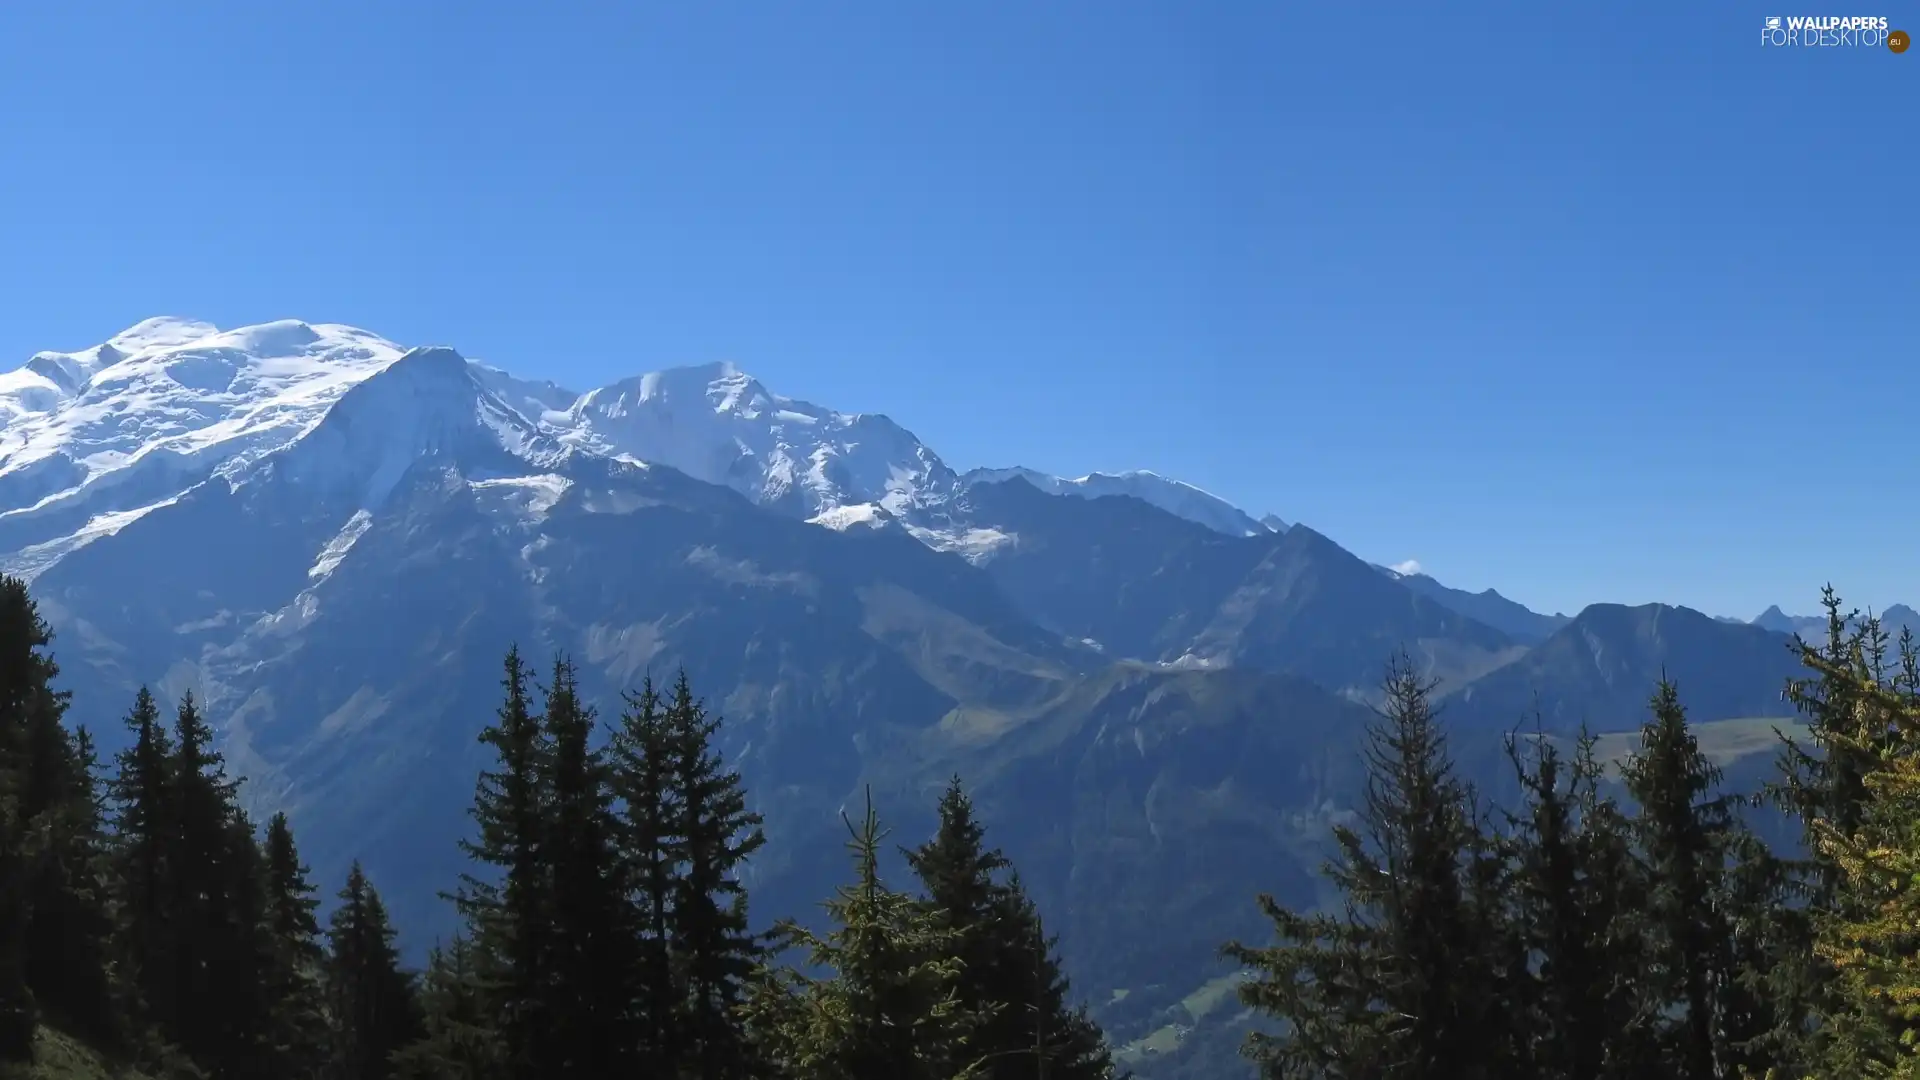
[1620,678,1783,1080]
[664,671,767,1080]
[1222,655,1503,1080]
[163,689,252,1071]
[108,687,177,1037]
[607,674,680,1073]
[537,655,634,1077]
[262,812,329,1079]
[34,720,123,1049]
[1799,631,1920,1077]
[390,935,507,1080]
[0,576,126,1058]
[743,789,982,1080]
[0,576,54,1059]
[906,776,1113,1080]
[214,808,277,1078]
[1502,731,1657,1080]
[0,580,115,1044]
[326,863,422,1080]
[0,747,31,1061]
[450,648,553,1080]
[1769,590,1912,1072]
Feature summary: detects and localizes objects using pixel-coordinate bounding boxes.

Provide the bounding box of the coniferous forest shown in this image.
[6,570,1920,1079]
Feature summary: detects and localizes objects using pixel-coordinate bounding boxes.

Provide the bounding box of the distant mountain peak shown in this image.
[624,361,767,414]
[959,465,1276,538]
[1751,604,1819,636]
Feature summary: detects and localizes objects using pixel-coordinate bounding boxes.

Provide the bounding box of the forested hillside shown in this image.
[7,570,1920,1078]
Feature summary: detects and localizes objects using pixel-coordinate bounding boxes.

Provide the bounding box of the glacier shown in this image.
[0,317,1285,577]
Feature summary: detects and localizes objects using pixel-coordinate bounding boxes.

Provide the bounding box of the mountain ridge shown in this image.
[0,318,1294,579]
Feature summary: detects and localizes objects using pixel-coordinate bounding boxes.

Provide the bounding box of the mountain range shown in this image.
[0,318,1861,1075]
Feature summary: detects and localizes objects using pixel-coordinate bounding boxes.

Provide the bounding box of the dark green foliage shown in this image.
[261,812,329,1079]
[906,777,1114,1080]
[743,790,982,1080]
[449,648,552,1080]
[1223,656,1509,1079]
[1620,680,1755,1079]
[1765,589,1917,1073]
[107,687,175,1038]
[606,674,679,1072]
[390,936,506,1080]
[662,671,767,1080]
[1501,731,1658,1080]
[160,691,270,1075]
[534,657,634,1077]
[325,863,422,1080]
[0,755,31,1062]
[0,577,118,1060]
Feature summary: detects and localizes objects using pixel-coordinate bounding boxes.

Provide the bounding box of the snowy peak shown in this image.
[108,316,222,351]
[268,345,565,509]
[0,317,1289,576]
[0,319,404,558]
[563,362,955,517]
[959,466,1278,538]
[631,360,766,413]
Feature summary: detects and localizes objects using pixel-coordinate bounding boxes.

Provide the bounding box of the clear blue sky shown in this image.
[0,2,1911,620]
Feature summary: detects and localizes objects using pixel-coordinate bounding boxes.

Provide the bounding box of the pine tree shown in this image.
[326,863,422,1080]
[0,576,55,1059]
[390,935,507,1080]
[1768,590,1911,1073]
[162,689,256,1072]
[906,776,1113,1080]
[537,655,635,1077]
[108,687,176,1037]
[1461,815,1532,1080]
[0,580,115,1046]
[1620,678,1783,1080]
[0,741,31,1061]
[1501,731,1657,1080]
[34,721,122,1048]
[450,648,553,1080]
[607,674,681,1073]
[1798,633,1920,1077]
[1222,655,1504,1080]
[261,812,329,1079]
[664,671,767,1080]
[215,808,278,1078]
[742,789,982,1080]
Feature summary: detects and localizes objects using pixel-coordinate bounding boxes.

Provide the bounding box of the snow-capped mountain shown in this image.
[0,318,1282,577]
[0,318,405,573]
[553,361,958,519]
[959,466,1281,537]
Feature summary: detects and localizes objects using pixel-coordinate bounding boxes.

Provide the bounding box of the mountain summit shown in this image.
[0,318,1287,578]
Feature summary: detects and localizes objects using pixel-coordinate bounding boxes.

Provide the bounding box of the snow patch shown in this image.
[308,510,374,581]
[808,503,889,531]
[469,474,573,524]
[901,522,1016,563]
[0,495,183,580]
